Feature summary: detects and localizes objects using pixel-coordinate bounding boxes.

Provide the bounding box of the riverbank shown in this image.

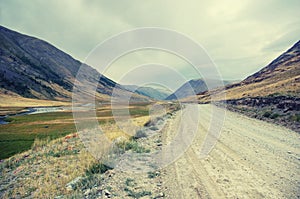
[0,106,67,126]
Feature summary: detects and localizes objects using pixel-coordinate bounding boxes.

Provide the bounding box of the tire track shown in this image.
[161,104,300,199]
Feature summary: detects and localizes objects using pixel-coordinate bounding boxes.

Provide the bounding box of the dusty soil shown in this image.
[161,104,299,198]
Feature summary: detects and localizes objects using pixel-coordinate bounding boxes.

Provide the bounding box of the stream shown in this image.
[0,107,66,125]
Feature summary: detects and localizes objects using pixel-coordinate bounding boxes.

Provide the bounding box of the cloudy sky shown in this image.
[0,0,299,90]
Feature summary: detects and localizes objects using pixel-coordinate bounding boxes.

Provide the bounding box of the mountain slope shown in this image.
[166,79,207,100]
[124,85,170,100]
[243,41,300,86]
[194,40,300,102]
[0,26,147,103]
[166,79,231,100]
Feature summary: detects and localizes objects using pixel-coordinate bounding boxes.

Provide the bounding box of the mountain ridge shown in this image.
[0,25,148,103]
[123,85,171,100]
[166,78,232,100]
[191,40,300,102]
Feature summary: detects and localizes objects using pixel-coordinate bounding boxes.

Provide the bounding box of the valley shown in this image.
[0,104,299,198]
[0,24,299,199]
[0,102,152,159]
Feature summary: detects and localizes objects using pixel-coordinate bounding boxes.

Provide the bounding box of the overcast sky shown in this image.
[0,0,299,90]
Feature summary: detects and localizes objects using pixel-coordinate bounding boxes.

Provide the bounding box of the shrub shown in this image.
[270,113,280,119]
[115,139,150,153]
[124,187,152,198]
[263,111,272,118]
[85,162,112,176]
[290,114,300,122]
[149,126,159,131]
[134,129,147,139]
[147,171,160,178]
[125,178,135,187]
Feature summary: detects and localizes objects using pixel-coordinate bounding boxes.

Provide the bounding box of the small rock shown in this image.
[103,189,111,197]
[287,151,292,154]
[66,177,83,191]
[23,154,30,158]
[106,169,115,177]
[155,192,164,198]
[66,185,73,191]
[84,188,91,195]
[223,178,230,182]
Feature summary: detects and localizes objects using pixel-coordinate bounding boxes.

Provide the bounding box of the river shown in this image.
[0,107,66,125]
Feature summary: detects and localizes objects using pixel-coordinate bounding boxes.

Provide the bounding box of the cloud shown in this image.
[0,0,299,87]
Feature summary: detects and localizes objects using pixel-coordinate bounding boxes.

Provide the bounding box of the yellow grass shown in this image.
[101,116,150,140]
[1,115,151,197]
[0,94,70,107]
[185,75,300,103]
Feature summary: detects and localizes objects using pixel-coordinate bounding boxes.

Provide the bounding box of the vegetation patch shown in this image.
[85,162,112,176]
[125,178,136,187]
[134,129,147,139]
[263,111,272,118]
[147,171,160,178]
[124,187,152,198]
[0,105,150,159]
[290,114,300,122]
[115,139,150,154]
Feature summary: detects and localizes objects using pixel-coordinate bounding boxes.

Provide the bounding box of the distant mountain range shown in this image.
[0,26,148,103]
[123,85,171,100]
[166,79,233,100]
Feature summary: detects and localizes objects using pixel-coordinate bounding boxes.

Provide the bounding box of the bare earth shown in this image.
[161,104,299,199]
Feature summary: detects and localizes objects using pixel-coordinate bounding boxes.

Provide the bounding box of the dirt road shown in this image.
[161,104,300,199]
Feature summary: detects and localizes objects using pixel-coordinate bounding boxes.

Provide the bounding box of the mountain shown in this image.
[0,26,148,103]
[166,79,207,100]
[243,41,300,86]
[194,40,300,102]
[181,41,300,132]
[166,79,232,100]
[123,85,171,100]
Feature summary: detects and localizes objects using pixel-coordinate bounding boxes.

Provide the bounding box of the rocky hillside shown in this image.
[219,95,300,133]
[0,26,147,102]
[195,40,300,132]
[195,40,300,102]
[243,40,300,86]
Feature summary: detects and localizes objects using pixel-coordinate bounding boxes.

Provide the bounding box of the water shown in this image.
[0,107,65,125]
[0,116,8,125]
[28,107,64,115]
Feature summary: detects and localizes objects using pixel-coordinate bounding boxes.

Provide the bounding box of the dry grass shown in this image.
[100,115,150,140]
[0,134,96,198]
[187,74,300,103]
[0,94,70,107]
[0,115,151,198]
